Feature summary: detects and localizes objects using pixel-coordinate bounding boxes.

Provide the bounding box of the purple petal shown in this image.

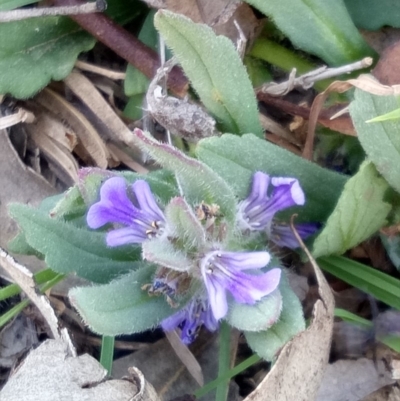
[87,177,138,229]
[132,180,165,222]
[106,227,148,246]
[202,272,229,321]
[271,222,320,249]
[248,172,271,204]
[161,309,186,332]
[217,251,271,271]
[225,268,281,304]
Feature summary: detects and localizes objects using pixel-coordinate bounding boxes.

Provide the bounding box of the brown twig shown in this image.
[52,0,189,97]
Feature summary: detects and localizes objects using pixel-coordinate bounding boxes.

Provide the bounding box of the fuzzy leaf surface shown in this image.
[350,89,400,194]
[245,0,373,65]
[132,129,237,224]
[313,161,391,258]
[344,0,400,29]
[154,10,263,136]
[196,133,347,223]
[70,267,177,335]
[8,204,141,283]
[244,276,305,361]
[227,286,282,332]
[165,197,205,251]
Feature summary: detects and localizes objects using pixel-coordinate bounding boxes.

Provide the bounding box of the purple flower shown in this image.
[161,297,218,344]
[237,172,318,248]
[200,250,281,320]
[87,177,165,246]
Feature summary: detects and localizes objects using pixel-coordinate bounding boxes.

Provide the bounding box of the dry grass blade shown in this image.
[75,60,126,81]
[0,108,35,130]
[35,88,110,168]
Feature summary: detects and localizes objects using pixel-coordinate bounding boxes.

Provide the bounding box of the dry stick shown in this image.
[53,0,189,97]
[259,57,373,96]
[0,0,105,22]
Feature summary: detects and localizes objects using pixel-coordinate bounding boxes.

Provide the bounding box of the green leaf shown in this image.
[366,107,400,123]
[165,197,206,251]
[312,161,391,258]
[334,308,372,328]
[0,0,37,11]
[244,0,373,65]
[196,133,347,223]
[0,17,95,98]
[132,129,237,224]
[344,0,400,29]
[69,267,177,335]
[350,90,400,194]
[318,255,400,309]
[244,276,305,361]
[142,237,192,272]
[154,10,263,136]
[381,234,400,271]
[227,287,282,332]
[9,204,141,283]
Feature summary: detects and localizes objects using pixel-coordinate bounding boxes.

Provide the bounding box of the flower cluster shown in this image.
[87,172,317,344]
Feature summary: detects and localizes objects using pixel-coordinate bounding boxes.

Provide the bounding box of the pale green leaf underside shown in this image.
[196,133,347,223]
[154,10,263,136]
[70,267,176,335]
[8,204,141,283]
[350,89,400,194]
[313,161,391,258]
[245,0,372,65]
[245,275,305,361]
[0,16,95,98]
[0,0,37,11]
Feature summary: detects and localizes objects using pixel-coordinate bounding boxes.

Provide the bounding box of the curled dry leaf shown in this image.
[244,224,334,401]
[35,88,110,168]
[0,248,61,339]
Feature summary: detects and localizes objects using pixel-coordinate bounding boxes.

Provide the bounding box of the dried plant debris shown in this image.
[146,60,218,141]
[0,339,153,401]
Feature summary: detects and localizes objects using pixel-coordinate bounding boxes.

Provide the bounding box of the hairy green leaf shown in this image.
[244,277,305,361]
[132,129,237,224]
[313,161,391,258]
[70,267,177,335]
[196,133,347,223]
[0,0,37,10]
[245,0,373,65]
[9,204,141,283]
[350,89,400,194]
[154,10,263,136]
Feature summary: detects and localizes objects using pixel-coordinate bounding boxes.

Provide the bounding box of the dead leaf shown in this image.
[244,222,334,401]
[0,339,155,401]
[35,88,110,168]
[373,41,400,85]
[316,359,395,401]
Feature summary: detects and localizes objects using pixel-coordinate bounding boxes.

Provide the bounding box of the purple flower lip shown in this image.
[161,296,218,344]
[237,172,305,232]
[86,177,165,246]
[200,250,281,320]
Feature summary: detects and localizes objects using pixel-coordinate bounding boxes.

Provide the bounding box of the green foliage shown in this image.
[381,234,400,271]
[69,267,178,335]
[312,161,391,258]
[8,204,141,283]
[344,0,400,30]
[154,10,263,136]
[245,0,374,65]
[132,130,237,224]
[350,90,400,194]
[244,276,305,361]
[227,286,282,332]
[318,256,400,310]
[0,0,37,10]
[0,17,94,98]
[196,133,347,223]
